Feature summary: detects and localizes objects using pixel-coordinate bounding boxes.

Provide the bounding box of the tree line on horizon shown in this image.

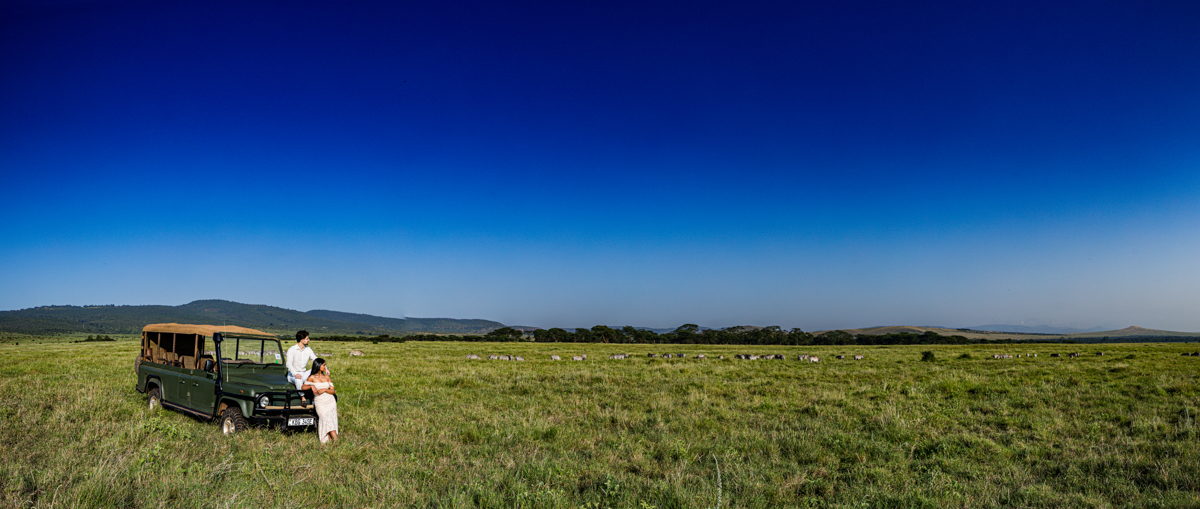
[317,324,1063,346]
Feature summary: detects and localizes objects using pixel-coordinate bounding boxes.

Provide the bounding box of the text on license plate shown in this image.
[288,417,315,426]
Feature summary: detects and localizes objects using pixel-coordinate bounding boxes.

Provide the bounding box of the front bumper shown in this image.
[249,389,319,427]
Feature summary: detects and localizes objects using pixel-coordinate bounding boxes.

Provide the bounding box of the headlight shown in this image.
[257,395,271,408]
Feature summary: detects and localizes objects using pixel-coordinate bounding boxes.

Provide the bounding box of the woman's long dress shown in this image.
[310,381,338,443]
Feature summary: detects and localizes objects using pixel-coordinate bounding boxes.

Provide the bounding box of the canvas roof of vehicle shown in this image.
[142,323,276,338]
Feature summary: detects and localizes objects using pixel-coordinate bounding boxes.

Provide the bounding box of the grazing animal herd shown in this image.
[351,349,1200,362]
[464,352,868,362]
[348,349,1199,362]
[459,350,1174,362]
[340,349,1179,361]
[477,354,527,361]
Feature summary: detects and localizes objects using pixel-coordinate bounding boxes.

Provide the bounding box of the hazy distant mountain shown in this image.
[966,324,1110,334]
[0,299,505,336]
[306,309,503,334]
[305,309,409,330]
[401,318,509,334]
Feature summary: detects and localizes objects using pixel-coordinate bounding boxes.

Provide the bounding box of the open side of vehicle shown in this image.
[135,323,318,435]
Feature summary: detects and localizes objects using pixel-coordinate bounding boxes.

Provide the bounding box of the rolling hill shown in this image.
[826,324,1200,341]
[0,299,505,336]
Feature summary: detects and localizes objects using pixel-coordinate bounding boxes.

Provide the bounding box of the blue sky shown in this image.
[3,0,1199,331]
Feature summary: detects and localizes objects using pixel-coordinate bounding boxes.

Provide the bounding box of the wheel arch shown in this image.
[144,376,162,394]
[216,398,250,419]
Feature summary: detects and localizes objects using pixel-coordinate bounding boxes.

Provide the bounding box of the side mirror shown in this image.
[204,359,215,372]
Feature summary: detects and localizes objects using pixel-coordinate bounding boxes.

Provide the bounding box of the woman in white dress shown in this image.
[302,358,338,443]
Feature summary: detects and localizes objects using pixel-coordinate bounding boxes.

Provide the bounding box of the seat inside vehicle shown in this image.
[143,329,204,370]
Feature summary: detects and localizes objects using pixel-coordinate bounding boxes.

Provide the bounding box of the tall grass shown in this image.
[1,339,1198,508]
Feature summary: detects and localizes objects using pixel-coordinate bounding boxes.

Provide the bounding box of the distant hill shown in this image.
[824,324,1200,341]
[305,309,409,330]
[1068,325,1200,338]
[967,324,1110,334]
[0,299,505,336]
[402,318,510,334]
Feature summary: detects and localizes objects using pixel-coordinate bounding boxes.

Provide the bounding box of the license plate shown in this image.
[287,417,314,426]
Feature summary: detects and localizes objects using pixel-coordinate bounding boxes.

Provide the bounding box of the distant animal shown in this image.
[572,355,584,361]
[551,355,561,361]
[696,354,706,359]
[488,355,499,360]
[500,355,512,361]
[836,355,844,360]
[647,353,657,358]
[514,356,525,361]
[349,350,364,357]
[1051,353,1061,357]
[1191,352,1199,357]
[717,355,724,360]
[809,357,820,363]
[1096,352,1104,356]
[465,354,482,360]
[676,353,686,358]
[748,355,759,360]
[797,355,810,361]
[853,355,864,360]
[609,354,627,360]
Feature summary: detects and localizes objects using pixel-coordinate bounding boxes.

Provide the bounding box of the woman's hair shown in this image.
[310,358,326,377]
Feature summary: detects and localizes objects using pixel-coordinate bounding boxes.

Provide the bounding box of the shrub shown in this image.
[921,351,936,362]
[957,353,972,360]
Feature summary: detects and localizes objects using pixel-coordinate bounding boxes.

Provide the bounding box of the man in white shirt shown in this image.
[286,330,318,391]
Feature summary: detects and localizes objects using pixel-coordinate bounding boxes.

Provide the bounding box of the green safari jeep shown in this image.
[134,323,318,435]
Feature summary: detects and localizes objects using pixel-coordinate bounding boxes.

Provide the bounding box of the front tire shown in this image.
[147,387,161,412]
[220,407,249,436]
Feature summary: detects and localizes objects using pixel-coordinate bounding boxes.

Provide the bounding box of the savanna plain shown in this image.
[2,337,1198,508]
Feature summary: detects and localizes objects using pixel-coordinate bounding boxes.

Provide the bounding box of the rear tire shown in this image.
[147,387,161,412]
[220,407,249,436]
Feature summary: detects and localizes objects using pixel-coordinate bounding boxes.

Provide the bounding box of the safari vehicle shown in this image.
[134,323,317,435]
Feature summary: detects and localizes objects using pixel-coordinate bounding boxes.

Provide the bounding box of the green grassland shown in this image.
[2,339,1199,508]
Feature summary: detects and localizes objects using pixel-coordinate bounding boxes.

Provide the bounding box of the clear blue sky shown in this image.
[3,0,1199,331]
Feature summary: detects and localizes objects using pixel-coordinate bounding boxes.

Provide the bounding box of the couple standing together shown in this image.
[286,330,339,443]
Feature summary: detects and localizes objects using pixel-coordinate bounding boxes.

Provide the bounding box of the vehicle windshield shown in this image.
[224,336,285,366]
